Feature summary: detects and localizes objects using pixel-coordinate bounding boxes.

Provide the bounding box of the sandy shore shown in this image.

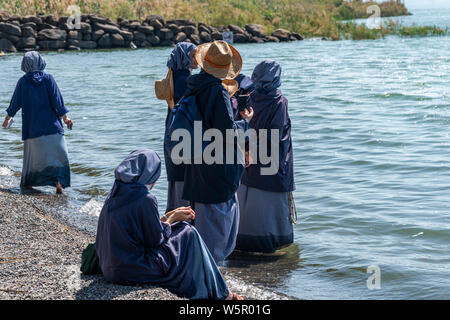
[0,188,289,300]
[0,189,182,300]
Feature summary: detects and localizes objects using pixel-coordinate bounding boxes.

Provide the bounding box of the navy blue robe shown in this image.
[95,181,229,300]
[6,71,68,141]
[182,71,249,204]
[241,89,295,192]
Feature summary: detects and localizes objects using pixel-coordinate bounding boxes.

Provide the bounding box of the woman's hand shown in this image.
[63,115,73,130]
[2,115,11,129]
[164,206,195,225]
[240,106,254,122]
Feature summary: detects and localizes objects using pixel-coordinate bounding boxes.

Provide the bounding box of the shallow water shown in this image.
[1,8,449,299]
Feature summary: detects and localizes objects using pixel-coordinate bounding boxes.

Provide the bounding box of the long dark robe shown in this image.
[95,181,229,300]
[241,89,295,192]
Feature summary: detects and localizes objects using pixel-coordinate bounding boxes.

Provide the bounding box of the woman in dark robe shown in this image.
[163,42,197,212]
[95,149,242,300]
[180,41,254,263]
[2,51,73,194]
[235,60,296,253]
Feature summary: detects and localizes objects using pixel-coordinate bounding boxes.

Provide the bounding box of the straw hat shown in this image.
[194,40,242,80]
[222,79,239,98]
[155,68,175,108]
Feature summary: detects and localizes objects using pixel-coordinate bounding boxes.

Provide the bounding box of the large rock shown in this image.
[133,31,146,41]
[266,36,280,43]
[37,28,67,41]
[272,29,291,41]
[198,24,211,34]
[167,24,180,34]
[78,22,92,34]
[211,31,223,40]
[68,30,82,40]
[16,36,36,49]
[182,25,198,36]
[291,33,304,40]
[189,34,201,45]
[97,33,112,48]
[21,22,36,29]
[83,33,92,41]
[233,33,249,43]
[245,24,265,37]
[91,29,104,41]
[37,23,56,32]
[145,15,165,26]
[0,32,19,44]
[94,22,120,34]
[45,15,59,26]
[228,24,245,34]
[175,32,187,43]
[0,22,22,36]
[156,28,174,40]
[74,40,97,49]
[0,38,16,52]
[111,33,125,46]
[200,31,211,43]
[137,25,154,35]
[89,15,110,25]
[166,19,196,26]
[128,21,141,30]
[21,15,42,25]
[146,34,160,46]
[119,30,133,41]
[21,26,36,38]
[38,40,66,50]
[148,19,163,30]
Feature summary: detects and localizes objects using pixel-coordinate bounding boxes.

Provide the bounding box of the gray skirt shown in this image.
[192,194,240,263]
[21,134,70,188]
[166,181,190,212]
[235,184,293,253]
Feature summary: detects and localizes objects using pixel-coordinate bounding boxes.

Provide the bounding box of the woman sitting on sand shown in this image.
[235,60,296,253]
[156,42,198,212]
[95,149,242,300]
[2,51,73,194]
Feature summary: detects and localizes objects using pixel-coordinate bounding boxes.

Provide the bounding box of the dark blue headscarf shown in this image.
[114,149,161,185]
[251,60,282,94]
[21,51,46,73]
[167,42,197,71]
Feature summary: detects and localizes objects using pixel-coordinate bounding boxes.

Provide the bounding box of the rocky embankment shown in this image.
[0,12,304,53]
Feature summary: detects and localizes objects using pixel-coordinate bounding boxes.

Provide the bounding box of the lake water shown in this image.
[0,8,449,299]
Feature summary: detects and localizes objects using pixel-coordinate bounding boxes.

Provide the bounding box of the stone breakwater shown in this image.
[0,12,304,53]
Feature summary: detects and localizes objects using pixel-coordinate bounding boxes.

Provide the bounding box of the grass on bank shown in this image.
[0,0,447,40]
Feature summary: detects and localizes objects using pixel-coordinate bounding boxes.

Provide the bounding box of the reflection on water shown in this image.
[225,244,303,291]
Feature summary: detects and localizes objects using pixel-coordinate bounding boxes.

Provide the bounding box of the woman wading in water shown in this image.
[2,51,73,194]
[235,60,296,253]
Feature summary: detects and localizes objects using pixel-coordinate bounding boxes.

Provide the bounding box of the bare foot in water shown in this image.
[56,182,63,194]
[226,292,244,300]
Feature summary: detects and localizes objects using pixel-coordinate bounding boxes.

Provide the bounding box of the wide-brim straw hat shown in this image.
[195,40,242,80]
[155,68,175,108]
[222,79,239,98]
